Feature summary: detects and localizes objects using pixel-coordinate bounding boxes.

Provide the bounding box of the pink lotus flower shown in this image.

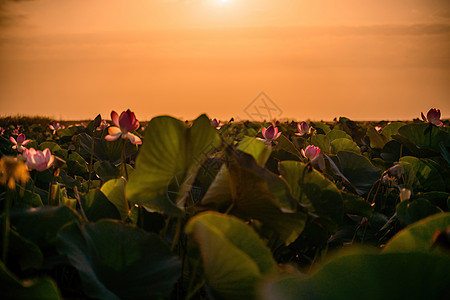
[421,108,443,127]
[262,124,281,141]
[10,133,31,152]
[105,109,142,145]
[49,122,65,134]
[23,148,54,171]
[256,124,281,146]
[302,145,320,160]
[295,121,310,136]
[210,118,224,129]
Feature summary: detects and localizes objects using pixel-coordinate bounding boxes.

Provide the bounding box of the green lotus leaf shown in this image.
[326,129,352,142]
[330,138,360,154]
[439,134,450,166]
[398,123,447,153]
[9,205,82,250]
[81,189,121,222]
[126,114,220,216]
[336,151,381,195]
[237,136,273,166]
[259,250,450,300]
[225,149,307,244]
[381,122,406,140]
[0,261,61,300]
[5,229,43,272]
[185,212,277,300]
[384,212,450,253]
[39,141,62,152]
[309,134,331,153]
[57,220,181,300]
[201,136,273,211]
[341,191,373,218]
[399,156,446,192]
[274,135,302,160]
[366,127,388,149]
[311,122,331,134]
[396,198,443,226]
[101,177,129,220]
[279,160,344,227]
[94,160,121,182]
[77,132,138,165]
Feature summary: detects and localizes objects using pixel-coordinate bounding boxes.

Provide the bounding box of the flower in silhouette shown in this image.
[302,145,320,160]
[105,110,142,145]
[96,119,110,131]
[23,148,55,171]
[210,118,224,129]
[10,133,30,153]
[295,121,311,136]
[421,108,443,127]
[12,125,23,136]
[49,122,65,134]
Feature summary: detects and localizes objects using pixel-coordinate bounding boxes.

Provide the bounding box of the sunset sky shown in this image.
[0,0,449,121]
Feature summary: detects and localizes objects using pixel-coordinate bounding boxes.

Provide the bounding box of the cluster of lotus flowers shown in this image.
[8,133,54,171]
[257,121,321,160]
[3,107,445,174]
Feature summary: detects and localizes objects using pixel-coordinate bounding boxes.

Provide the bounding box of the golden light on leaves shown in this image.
[0,156,30,190]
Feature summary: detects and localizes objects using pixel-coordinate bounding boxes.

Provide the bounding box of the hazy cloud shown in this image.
[0,0,34,27]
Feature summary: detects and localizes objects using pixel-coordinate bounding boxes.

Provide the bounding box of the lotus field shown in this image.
[0,109,449,299]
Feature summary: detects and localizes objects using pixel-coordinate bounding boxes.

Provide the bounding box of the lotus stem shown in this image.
[2,188,12,264]
[185,279,205,300]
[160,216,172,239]
[187,258,201,293]
[73,186,88,222]
[429,123,432,148]
[298,164,309,205]
[371,180,382,205]
[87,129,96,191]
[224,201,234,215]
[47,170,55,206]
[171,217,183,251]
[121,139,128,180]
[366,178,380,204]
[31,171,37,196]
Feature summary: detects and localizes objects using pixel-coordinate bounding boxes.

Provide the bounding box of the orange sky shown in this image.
[0,0,449,121]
